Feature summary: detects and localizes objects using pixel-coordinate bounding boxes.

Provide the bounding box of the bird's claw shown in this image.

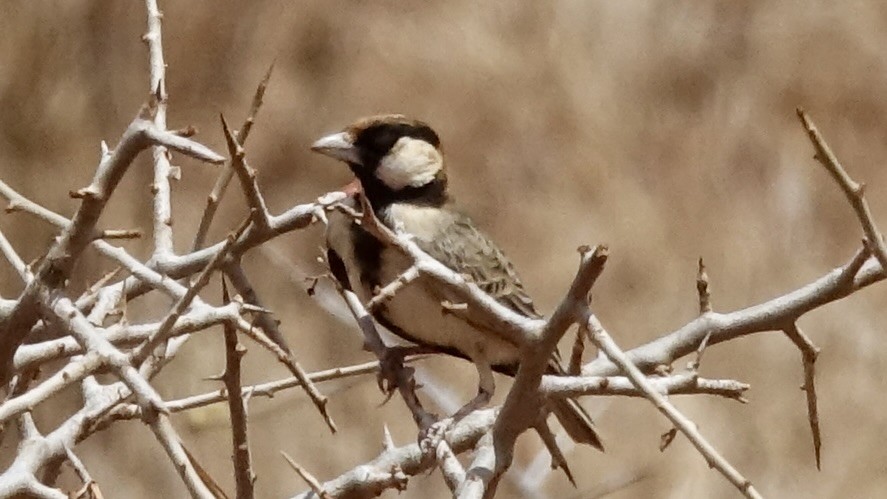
[418,418,452,454]
[376,347,411,395]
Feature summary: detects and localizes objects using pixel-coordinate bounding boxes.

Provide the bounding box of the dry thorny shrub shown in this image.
[1,2,887,498]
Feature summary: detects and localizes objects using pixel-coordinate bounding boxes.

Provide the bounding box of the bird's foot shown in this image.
[418,417,453,455]
[417,387,492,455]
[376,346,423,395]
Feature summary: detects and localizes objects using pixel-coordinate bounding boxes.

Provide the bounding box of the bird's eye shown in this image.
[356,125,406,155]
[353,122,440,169]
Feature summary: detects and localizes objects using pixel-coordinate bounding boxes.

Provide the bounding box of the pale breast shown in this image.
[375,244,521,367]
[326,201,522,367]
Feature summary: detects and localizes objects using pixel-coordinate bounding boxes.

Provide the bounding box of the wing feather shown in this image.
[414,213,542,319]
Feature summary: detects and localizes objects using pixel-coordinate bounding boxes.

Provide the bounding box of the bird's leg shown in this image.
[420,349,495,453]
[452,354,495,421]
[376,345,423,395]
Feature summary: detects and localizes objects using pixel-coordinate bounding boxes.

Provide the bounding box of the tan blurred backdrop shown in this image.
[1,1,886,498]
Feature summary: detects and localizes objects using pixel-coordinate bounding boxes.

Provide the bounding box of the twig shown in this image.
[192,63,274,252]
[220,115,272,231]
[166,359,401,414]
[281,452,331,499]
[64,446,103,499]
[147,413,216,499]
[540,372,749,401]
[97,229,142,240]
[0,227,29,282]
[221,278,255,499]
[224,262,290,352]
[0,352,104,426]
[114,190,347,304]
[784,323,822,469]
[179,444,229,499]
[230,315,337,433]
[582,249,884,377]
[0,104,223,386]
[463,245,609,496]
[567,328,585,375]
[796,108,887,271]
[131,215,252,365]
[366,266,421,311]
[437,438,467,494]
[583,313,762,499]
[290,409,498,499]
[697,257,712,314]
[143,0,174,262]
[100,358,410,423]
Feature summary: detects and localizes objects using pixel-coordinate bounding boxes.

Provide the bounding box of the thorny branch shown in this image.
[289,110,886,498]
[222,279,256,499]
[0,1,334,497]
[0,1,883,497]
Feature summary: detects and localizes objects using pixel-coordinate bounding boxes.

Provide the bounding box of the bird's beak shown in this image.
[311,132,361,165]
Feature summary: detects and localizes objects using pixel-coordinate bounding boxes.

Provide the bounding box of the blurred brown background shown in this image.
[1,1,886,497]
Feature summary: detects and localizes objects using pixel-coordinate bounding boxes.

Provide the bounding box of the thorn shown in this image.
[168,166,182,181]
[856,182,867,197]
[659,427,678,451]
[172,125,198,137]
[69,187,99,200]
[382,424,396,451]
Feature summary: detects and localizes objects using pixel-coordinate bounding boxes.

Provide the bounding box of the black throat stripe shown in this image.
[351,222,384,291]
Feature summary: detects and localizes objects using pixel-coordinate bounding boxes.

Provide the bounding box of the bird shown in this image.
[311,114,603,452]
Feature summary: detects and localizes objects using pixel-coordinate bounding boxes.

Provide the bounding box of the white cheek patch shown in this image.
[376,137,443,190]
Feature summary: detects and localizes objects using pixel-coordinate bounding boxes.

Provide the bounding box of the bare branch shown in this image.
[582,252,883,377]
[97,229,142,240]
[784,323,822,469]
[436,438,467,494]
[147,413,216,499]
[583,313,762,499]
[64,446,101,499]
[697,257,712,314]
[131,215,251,365]
[143,0,174,262]
[0,227,28,282]
[796,108,887,271]
[290,409,497,499]
[541,372,749,401]
[220,114,272,231]
[221,278,255,499]
[0,352,104,426]
[192,63,274,252]
[282,452,331,499]
[104,358,399,422]
[366,265,421,311]
[463,245,609,496]
[115,190,348,304]
[567,328,585,375]
[223,263,290,352]
[0,107,223,386]
[230,315,337,433]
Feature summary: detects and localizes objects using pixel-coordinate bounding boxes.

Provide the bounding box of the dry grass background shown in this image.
[1,1,886,497]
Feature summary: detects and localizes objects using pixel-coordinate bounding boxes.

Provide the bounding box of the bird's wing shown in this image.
[415,213,542,319]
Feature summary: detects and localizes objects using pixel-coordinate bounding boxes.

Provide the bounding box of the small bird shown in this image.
[312,114,603,451]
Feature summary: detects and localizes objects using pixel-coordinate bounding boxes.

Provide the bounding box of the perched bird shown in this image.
[312,114,603,451]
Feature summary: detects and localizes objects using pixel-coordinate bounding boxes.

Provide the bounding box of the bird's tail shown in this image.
[548,397,605,451]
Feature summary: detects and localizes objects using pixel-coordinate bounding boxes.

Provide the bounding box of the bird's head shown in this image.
[311,115,447,207]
